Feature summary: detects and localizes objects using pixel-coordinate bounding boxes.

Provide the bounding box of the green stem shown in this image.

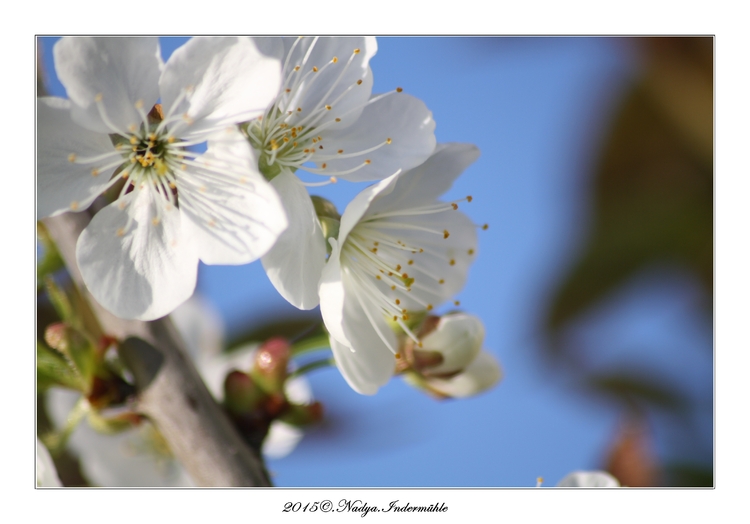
[288,358,335,379]
[42,396,90,456]
[290,332,331,357]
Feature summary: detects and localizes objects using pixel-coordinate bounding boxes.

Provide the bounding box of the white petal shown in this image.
[261,171,326,310]
[76,190,199,320]
[366,143,480,216]
[54,37,162,134]
[262,421,304,459]
[318,93,437,182]
[160,37,281,139]
[336,175,397,246]
[421,313,485,375]
[36,438,62,487]
[179,128,287,265]
[557,471,620,488]
[279,37,376,129]
[329,335,394,396]
[37,97,120,218]
[425,351,502,398]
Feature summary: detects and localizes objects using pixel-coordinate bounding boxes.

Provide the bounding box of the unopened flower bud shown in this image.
[224,370,263,415]
[250,337,291,395]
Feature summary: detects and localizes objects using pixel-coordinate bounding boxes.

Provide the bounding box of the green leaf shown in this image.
[37,341,85,392]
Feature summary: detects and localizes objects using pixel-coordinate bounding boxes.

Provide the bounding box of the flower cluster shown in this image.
[37,36,501,398]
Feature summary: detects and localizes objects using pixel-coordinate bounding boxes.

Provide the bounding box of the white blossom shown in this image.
[556,470,621,487]
[246,37,437,310]
[38,37,287,320]
[319,144,481,394]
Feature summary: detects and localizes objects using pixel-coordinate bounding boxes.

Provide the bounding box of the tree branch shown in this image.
[43,211,272,487]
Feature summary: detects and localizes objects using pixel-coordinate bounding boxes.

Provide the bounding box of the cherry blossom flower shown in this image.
[245,37,437,310]
[319,143,481,394]
[38,37,287,320]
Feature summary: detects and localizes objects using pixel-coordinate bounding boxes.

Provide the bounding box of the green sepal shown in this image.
[278,401,324,427]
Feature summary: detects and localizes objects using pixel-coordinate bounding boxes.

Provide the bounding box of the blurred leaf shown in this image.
[37,341,86,392]
[587,370,687,411]
[664,462,713,487]
[546,38,713,335]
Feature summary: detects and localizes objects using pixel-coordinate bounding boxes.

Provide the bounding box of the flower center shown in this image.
[243,37,397,182]
[339,196,478,350]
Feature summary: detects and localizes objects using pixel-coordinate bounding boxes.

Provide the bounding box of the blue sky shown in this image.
[39,36,712,487]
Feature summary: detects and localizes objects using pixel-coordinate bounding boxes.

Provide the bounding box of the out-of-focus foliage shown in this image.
[544,38,713,486]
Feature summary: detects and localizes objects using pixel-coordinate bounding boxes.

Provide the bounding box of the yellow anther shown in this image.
[294,65,300,71]
[134,99,144,109]
[67,153,76,163]
[395,353,401,359]
[419,248,424,253]
[332,56,338,63]
[468,249,475,255]
[356,79,363,85]
[121,171,129,179]
[129,135,138,145]
[285,88,291,93]
[94,93,103,102]
[454,300,460,306]
[402,314,410,321]
[70,201,79,211]
[426,304,433,311]
[482,223,489,230]
[386,138,392,144]
[391,285,396,291]
[376,275,381,280]
[312,66,318,72]
[393,315,398,321]
[467,195,473,202]
[449,259,456,266]
[270,139,279,150]
[283,137,290,143]
[364,159,371,165]
[395,299,401,305]
[374,241,379,246]
[417,341,423,348]
[181,164,187,171]
[338,149,344,154]
[183,114,194,125]
[396,87,403,93]
[396,264,402,271]
[325,105,332,110]
[443,230,450,239]
[169,182,176,189]
[91,168,99,177]
[130,157,137,164]
[128,124,137,132]
[330,176,338,183]
[116,228,125,237]
[151,218,160,226]
[439,279,445,284]
[353,48,360,54]
[408,260,414,265]
[451,203,458,210]
[322,163,327,168]
[297,107,302,112]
